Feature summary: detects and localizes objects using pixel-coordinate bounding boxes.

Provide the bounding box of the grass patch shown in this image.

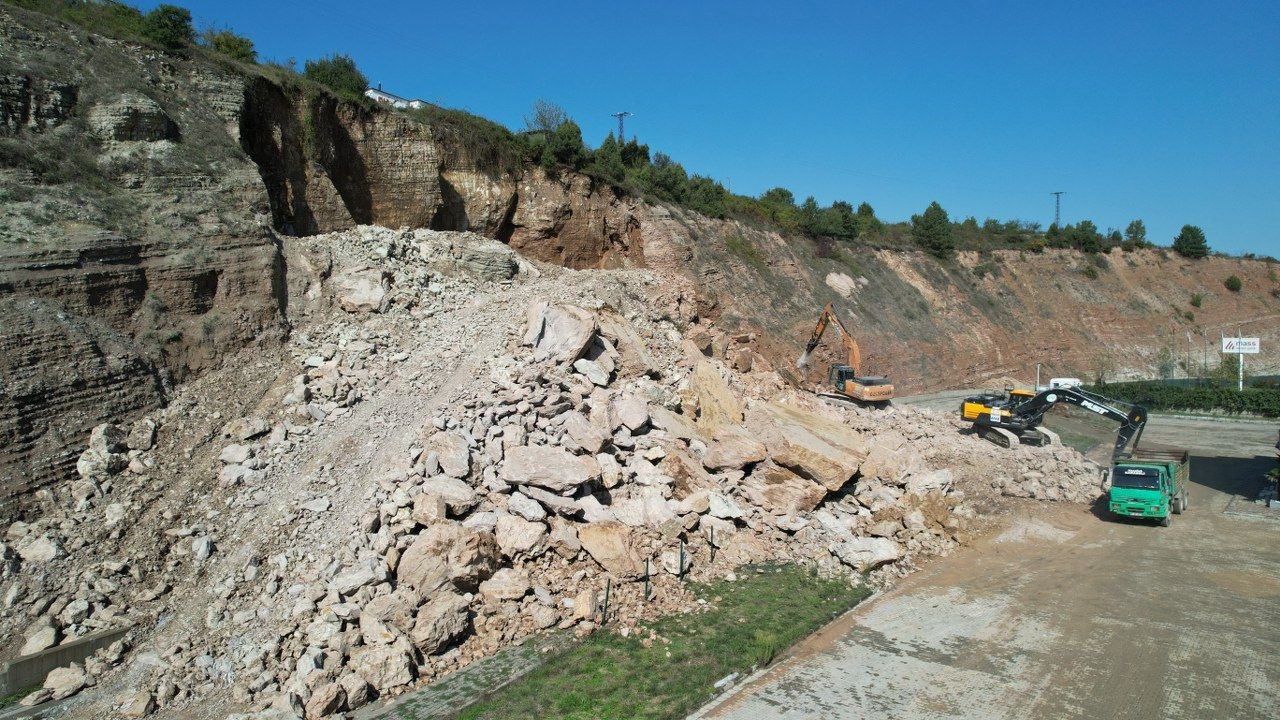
[0,684,40,709]
[454,565,869,720]
[725,234,764,268]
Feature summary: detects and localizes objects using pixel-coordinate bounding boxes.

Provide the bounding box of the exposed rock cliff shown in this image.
[1,3,1277,513]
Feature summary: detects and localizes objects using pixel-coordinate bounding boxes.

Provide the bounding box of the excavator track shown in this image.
[817,392,891,409]
[979,426,1022,448]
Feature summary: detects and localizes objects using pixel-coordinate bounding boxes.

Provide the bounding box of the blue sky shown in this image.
[158,1,1277,254]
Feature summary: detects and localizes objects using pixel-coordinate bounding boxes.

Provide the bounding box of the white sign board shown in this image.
[1221,337,1260,354]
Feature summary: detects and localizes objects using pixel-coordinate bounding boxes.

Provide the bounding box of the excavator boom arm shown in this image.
[797,302,861,373]
[1013,387,1148,457]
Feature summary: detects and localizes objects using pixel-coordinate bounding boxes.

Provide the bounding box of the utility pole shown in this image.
[1050,191,1064,227]
[1237,330,1244,391]
[610,111,631,142]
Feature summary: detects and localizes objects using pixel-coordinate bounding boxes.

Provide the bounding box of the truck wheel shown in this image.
[1173,496,1183,515]
[1182,492,1189,511]
[1160,515,1172,527]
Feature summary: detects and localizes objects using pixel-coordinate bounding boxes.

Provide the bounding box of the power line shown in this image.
[1050,191,1064,227]
[610,111,632,142]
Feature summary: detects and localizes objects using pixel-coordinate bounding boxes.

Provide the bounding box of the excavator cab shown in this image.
[829,365,895,403]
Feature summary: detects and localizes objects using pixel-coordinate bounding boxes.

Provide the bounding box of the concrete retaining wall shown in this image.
[0,626,129,696]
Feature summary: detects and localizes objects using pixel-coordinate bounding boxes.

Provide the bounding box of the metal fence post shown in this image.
[678,540,685,580]
[601,577,611,625]
[643,557,650,601]
[709,526,716,563]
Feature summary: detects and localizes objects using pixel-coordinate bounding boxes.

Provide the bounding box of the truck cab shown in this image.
[1109,452,1189,526]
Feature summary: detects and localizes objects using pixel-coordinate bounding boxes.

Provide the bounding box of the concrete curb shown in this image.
[685,588,884,720]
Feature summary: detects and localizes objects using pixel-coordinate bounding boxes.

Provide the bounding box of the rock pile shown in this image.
[0,228,1106,719]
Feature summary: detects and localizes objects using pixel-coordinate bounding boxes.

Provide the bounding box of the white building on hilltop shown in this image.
[364,83,426,110]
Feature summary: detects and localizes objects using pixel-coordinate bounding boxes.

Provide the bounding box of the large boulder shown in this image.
[524,301,597,364]
[747,403,867,492]
[702,425,767,471]
[502,445,600,493]
[334,267,391,313]
[421,475,480,514]
[410,590,471,654]
[425,431,471,479]
[43,664,86,701]
[687,362,742,432]
[478,568,531,602]
[740,462,828,515]
[396,522,499,594]
[832,536,903,571]
[578,521,647,579]
[495,514,547,557]
[350,640,415,692]
[610,393,650,432]
[304,683,346,719]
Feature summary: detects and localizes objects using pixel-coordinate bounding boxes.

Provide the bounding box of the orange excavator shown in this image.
[796,302,894,404]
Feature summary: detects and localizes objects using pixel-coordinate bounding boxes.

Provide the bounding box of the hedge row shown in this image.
[1087,382,1280,417]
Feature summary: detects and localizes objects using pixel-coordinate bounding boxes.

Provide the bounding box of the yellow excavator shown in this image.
[796,302,894,404]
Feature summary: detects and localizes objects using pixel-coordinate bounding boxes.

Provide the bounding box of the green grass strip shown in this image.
[451,565,869,720]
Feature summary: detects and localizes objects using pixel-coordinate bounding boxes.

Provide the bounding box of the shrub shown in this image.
[1172,224,1209,258]
[141,4,194,51]
[1086,382,1279,417]
[202,28,256,63]
[910,201,954,259]
[1224,275,1242,292]
[1026,238,1046,253]
[304,54,368,99]
[1190,293,1203,307]
[1184,310,1195,321]
[1082,265,1099,280]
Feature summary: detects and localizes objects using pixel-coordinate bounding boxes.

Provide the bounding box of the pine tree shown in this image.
[910,201,954,259]
[1172,225,1209,258]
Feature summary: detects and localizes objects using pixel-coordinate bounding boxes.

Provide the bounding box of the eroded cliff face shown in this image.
[239,81,646,270]
[1,7,285,506]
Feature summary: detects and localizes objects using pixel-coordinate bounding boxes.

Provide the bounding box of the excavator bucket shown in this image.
[796,350,811,370]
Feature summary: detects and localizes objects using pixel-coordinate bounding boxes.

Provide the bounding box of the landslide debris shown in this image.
[0,228,1106,719]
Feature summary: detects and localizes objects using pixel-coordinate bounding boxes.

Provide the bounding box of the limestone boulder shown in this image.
[425,431,471,478]
[305,683,346,719]
[478,568,531,602]
[578,522,647,579]
[524,301,597,364]
[739,462,828,516]
[746,403,867,492]
[611,393,650,432]
[495,514,547,557]
[421,475,479,514]
[832,536,903,571]
[410,590,470,654]
[334,266,391,313]
[687,362,742,432]
[702,425,767,471]
[43,664,86,701]
[502,445,600,493]
[350,640,415,692]
[396,522,499,594]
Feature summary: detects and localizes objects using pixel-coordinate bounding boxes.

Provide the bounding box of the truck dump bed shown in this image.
[1126,444,1191,488]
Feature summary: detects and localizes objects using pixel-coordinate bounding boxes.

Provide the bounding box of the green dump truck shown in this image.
[1109,447,1190,526]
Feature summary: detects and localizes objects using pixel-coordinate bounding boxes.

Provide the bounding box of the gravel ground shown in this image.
[700,415,1280,720]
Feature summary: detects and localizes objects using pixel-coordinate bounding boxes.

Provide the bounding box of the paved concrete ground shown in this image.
[703,415,1280,720]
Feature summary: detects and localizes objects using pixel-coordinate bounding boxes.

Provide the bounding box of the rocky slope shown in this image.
[0,227,1109,719]
[3,1,1278,517]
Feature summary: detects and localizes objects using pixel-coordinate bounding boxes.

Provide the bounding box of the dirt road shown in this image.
[700,415,1280,720]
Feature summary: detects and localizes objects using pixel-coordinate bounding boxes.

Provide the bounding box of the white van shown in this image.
[1048,377,1083,390]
